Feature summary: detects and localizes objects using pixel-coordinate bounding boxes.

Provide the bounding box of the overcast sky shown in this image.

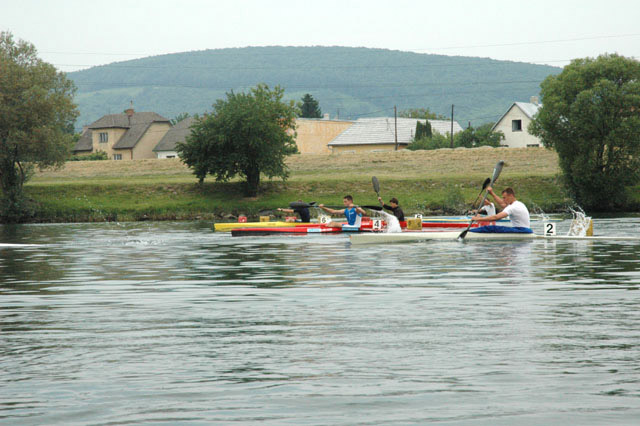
[3,0,639,72]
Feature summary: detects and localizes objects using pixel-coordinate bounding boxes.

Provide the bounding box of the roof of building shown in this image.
[72,111,170,153]
[328,117,463,146]
[492,102,541,131]
[112,122,154,149]
[88,112,169,129]
[514,102,541,119]
[296,117,354,124]
[73,129,93,152]
[153,116,196,152]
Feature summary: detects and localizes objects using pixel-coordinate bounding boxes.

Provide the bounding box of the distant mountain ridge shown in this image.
[68,46,561,130]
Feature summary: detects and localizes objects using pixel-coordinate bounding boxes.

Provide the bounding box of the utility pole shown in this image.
[394,105,398,151]
[450,104,454,148]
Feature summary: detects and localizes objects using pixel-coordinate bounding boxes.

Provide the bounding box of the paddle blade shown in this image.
[372,176,380,195]
[458,229,469,240]
[491,161,504,184]
[362,205,383,211]
[481,177,491,190]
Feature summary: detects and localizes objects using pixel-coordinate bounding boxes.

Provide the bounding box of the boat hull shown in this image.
[214,221,313,231]
[350,231,640,245]
[215,216,507,232]
[231,224,363,236]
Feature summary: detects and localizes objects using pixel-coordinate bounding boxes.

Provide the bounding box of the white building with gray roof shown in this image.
[491,98,543,148]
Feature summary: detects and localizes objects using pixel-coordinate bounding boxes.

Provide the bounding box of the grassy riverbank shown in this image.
[23,147,599,223]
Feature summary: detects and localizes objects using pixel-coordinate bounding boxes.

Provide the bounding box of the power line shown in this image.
[52,55,640,72]
[466,114,504,122]
[41,32,640,57]
[51,60,563,71]
[349,108,395,119]
[70,79,542,90]
[409,33,640,51]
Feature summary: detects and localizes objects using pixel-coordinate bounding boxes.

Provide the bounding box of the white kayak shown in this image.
[349,231,640,245]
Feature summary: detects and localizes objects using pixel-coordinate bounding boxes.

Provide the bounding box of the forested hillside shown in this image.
[68,46,561,129]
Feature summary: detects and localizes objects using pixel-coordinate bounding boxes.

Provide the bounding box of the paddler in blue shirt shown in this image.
[318,195,366,228]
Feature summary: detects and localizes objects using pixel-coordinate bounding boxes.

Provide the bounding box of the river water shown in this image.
[1,219,639,425]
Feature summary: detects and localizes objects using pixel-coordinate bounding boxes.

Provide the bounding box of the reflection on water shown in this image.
[1,219,639,424]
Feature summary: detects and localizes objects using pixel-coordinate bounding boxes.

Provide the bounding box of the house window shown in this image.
[99,132,108,142]
[527,144,540,147]
[166,155,176,158]
[512,120,522,132]
[113,154,122,160]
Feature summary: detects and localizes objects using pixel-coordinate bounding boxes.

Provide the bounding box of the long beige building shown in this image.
[73,108,171,160]
[146,116,354,157]
[294,118,354,154]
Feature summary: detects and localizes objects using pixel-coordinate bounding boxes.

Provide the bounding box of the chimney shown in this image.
[323,113,330,120]
[125,100,134,125]
[530,96,539,105]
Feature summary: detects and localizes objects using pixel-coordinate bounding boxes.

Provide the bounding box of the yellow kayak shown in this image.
[214,221,313,232]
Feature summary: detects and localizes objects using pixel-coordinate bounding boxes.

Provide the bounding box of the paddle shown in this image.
[469,177,491,212]
[372,176,381,199]
[371,176,386,212]
[292,202,380,211]
[465,177,491,215]
[362,205,383,211]
[289,201,316,209]
[458,161,504,240]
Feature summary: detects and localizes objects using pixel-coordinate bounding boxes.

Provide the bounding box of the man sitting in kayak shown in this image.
[277,200,310,222]
[378,196,405,221]
[318,195,366,228]
[472,198,496,216]
[470,187,532,233]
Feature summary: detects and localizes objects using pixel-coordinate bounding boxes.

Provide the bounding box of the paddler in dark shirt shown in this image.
[277,200,311,222]
[378,197,405,221]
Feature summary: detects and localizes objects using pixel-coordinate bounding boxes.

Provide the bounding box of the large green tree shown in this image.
[299,93,322,118]
[0,32,78,221]
[177,84,298,196]
[530,54,640,210]
[455,123,504,148]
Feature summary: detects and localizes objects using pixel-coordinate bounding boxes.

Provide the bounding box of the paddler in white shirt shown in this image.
[472,198,496,217]
[470,187,532,233]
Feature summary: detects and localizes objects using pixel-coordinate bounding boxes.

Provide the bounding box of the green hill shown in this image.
[68,46,561,129]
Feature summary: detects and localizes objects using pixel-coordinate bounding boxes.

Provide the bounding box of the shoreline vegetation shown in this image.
[22,147,638,224]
